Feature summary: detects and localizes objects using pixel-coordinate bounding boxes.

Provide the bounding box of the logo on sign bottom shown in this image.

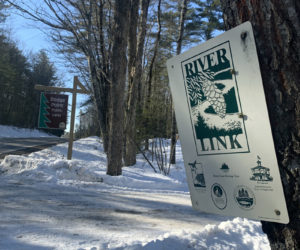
[234,185,256,210]
[250,156,273,182]
[188,161,206,189]
[211,183,227,210]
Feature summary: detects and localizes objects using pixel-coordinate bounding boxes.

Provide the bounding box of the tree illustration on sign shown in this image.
[187,71,227,118]
[186,68,242,141]
[38,93,50,128]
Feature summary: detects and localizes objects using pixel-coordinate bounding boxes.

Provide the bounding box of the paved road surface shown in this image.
[0,180,224,249]
[0,137,68,159]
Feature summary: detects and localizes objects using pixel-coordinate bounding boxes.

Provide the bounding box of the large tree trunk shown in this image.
[124,0,139,166]
[106,0,130,176]
[170,0,188,164]
[144,0,162,151]
[87,0,109,153]
[124,0,150,166]
[220,1,300,249]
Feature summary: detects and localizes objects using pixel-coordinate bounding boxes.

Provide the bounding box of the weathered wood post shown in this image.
[67,77,78,160]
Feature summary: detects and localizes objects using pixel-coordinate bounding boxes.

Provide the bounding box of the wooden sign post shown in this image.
[35,76,89,160]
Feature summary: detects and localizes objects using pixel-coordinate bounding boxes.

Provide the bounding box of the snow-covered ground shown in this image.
[0,126,270,249]
[0,125,55,138]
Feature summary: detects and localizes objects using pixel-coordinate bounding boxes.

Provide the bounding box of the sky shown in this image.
[4,11,87,132]
[5,12,50,54]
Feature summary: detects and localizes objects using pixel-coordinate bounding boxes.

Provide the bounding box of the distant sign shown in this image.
[38,93,68,129]
[167,22,289,223]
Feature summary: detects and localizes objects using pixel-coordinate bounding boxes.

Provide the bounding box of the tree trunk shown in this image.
[124,0,139,166]
[124,0,150,166]
[170,0,188,164]
[170,103,177,164]
[97,0,110,153]
[86,0,110,153]
[144,0,162,151]
[220,1,300,249]
[88,57,109,153]
[107,0,130,176]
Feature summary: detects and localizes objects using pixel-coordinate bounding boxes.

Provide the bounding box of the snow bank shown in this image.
[0,136,270,249]
[0,137,189,193]
[0,125,55,138]
[0,155,104,183]
[120,217,269,250]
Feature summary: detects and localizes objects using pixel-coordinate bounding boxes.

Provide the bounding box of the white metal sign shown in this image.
[167,22,289,223]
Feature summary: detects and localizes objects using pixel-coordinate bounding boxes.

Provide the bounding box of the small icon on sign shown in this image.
[59,122,66,129]
[188,160,206,189]
[234,185,255,210]
[220,163,229,172]
[211,183,227,210]
[250,156,273,182]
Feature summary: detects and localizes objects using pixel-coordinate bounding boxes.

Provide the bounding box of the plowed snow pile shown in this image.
[0,134,270,250]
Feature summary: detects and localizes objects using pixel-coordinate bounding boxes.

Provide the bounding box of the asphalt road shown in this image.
[0,137,68,159]
[0,179,224,249]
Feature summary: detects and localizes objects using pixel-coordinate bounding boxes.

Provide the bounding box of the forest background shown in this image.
[1,0,223,172]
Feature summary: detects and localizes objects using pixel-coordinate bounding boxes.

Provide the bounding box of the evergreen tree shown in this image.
[136,0,224,156]
[0,31,61,130]
[27,50,61,130]
[0,35,30,126]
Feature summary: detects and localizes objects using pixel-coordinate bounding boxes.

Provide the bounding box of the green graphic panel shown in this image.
[181,41,249,155]
[38,93,50,128]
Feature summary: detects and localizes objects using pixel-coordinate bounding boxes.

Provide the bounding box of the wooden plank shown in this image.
[74,76,89,94]
[34,84,89,94]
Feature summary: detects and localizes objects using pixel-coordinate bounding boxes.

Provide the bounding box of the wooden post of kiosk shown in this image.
[67,77,78,160]
[35,76,89,160]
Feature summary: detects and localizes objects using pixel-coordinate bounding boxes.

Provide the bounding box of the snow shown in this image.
[0,125,56,138]
[0,126,270,249]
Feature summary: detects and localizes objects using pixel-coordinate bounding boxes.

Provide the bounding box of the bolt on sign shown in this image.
[167,22,289,223]
[38,93,68,130]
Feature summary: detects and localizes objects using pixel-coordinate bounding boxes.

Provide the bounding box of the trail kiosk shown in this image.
[38,93,68,130]
[35,76,89,160]
[167,22,289,223]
